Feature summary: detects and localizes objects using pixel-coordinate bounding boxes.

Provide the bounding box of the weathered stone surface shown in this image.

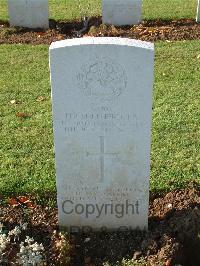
[102,0,142,26]
[50,37,154,231]
[8,0,49,29]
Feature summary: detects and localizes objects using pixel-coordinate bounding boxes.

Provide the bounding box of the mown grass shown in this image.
[0,40,199,198]
[152,40,200,192]
[0,45,55,197]
[0,0,197,22]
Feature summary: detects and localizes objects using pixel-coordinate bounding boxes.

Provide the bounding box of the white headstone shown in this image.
[197,0,200,22]
[50,37,154,231]
[8,0,49,29]
[102,0,142,26]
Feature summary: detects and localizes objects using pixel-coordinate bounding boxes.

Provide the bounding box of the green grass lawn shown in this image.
[0,40,199,199]
[0,0,198,22]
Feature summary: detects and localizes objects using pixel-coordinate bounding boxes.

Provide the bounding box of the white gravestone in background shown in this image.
[197,0,200,22]
[102,0,142,26]
[8,0,49,29]
[50,37,154,231]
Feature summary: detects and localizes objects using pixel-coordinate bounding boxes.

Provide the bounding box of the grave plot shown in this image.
[0,0,199,265]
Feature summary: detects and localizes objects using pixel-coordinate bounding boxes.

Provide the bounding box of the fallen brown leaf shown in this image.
[16,112,30,118]
[18,196,34,208]
[8,198,20,207]
[17,196,30,203]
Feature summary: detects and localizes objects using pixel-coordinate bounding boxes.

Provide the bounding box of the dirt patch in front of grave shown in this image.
[0,182,199,265]
[0,18,200,45]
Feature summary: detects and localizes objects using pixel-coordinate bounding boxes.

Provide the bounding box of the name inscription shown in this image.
[61,112,143,133]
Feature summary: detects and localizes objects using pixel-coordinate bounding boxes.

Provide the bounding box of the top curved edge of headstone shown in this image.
[50,37,154,51]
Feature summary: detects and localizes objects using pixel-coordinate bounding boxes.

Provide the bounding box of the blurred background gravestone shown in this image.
[102,0,142,26]
[197,0,200,22]
[8,0,49,29]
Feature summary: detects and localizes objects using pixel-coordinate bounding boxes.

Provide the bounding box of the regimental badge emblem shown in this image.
[77,57,127,101]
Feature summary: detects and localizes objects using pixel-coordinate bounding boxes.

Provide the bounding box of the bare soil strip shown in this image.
[1,184,199,265]
[0,18,200,45]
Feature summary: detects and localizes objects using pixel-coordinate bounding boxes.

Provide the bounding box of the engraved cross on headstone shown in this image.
[87,136,118,182]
